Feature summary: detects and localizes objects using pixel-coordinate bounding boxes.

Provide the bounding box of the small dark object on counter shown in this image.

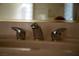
[55,16,65,20]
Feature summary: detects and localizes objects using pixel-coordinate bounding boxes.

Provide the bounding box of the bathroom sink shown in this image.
[0,39,79,56]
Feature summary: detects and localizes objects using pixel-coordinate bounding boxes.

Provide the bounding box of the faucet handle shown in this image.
[11,27,26,40]
[51,28,67,41]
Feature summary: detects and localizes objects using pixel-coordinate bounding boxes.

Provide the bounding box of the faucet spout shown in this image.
[31,23,44,41]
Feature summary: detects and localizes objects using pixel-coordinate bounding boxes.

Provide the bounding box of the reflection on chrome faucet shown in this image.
[11,27,26,40]
[51,28,66,41]
[31,23,44,40]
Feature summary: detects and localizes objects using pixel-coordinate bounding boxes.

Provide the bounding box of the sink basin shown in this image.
[0,39,79,56]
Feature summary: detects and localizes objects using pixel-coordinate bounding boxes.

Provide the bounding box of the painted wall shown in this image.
[0,3,78,21]
[0,3,33,20]
[0,3,22,19]
[33,3,64,20]
[34,3,48,20]
[48,3,64,19]
[74,3,79,21]
[0,3,64,20]
[34,3,79,21]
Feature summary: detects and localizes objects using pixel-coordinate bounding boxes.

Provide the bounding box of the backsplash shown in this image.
[0,22,79,41]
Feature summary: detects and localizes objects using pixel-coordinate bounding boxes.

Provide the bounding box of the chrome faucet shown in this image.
[51,28,66,41]
[11,27,26,40]
[31,23,44,40]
